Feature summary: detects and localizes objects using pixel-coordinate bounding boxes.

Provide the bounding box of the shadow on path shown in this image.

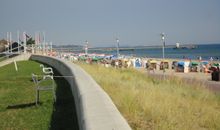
[49,70,79,130]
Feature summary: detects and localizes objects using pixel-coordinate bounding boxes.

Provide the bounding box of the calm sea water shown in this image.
[89,44,220,61]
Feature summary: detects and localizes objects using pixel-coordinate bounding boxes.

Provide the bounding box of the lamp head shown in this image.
[160,33,165,40]
[116,38,119,43]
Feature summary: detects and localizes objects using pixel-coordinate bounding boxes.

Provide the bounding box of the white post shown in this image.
[23,32,27,53]
[14,60,18,71]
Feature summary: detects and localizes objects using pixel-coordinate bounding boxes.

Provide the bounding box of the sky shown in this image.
[0,0,220,47]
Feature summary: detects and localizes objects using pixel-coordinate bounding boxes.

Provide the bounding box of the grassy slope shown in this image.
[78,63,220,130]
[0,61,53,130]
[0,61,79,130]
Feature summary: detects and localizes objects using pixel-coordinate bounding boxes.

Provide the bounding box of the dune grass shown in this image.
[78,63,220,130]
[0,61,79,130]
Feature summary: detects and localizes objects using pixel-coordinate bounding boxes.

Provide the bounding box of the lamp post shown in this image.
[160,33,165,59]
[160,33,165,76]
[85,40,88,56]
[116,38,119,58]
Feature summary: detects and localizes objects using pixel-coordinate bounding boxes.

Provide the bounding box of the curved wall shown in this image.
[30,55,131,130]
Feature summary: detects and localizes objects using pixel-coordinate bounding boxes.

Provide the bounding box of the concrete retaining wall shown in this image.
[30,55,131,130]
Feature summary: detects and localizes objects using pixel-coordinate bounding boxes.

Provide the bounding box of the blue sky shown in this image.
[0,0,220,47]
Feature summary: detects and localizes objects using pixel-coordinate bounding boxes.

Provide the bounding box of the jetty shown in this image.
[173,42,197,49]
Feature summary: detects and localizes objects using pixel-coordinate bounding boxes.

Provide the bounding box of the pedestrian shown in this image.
[199,56,202,61]
[210,57,213,62]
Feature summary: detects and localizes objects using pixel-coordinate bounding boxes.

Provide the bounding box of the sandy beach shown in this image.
[59,52,220,91]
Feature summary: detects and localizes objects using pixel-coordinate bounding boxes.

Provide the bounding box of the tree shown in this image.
[26,38,35,45]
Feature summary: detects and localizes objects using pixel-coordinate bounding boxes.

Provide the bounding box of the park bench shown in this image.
[32,65,56,105]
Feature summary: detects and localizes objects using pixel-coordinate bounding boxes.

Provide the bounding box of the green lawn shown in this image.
[78,63,220,130]
[0,61,78,130]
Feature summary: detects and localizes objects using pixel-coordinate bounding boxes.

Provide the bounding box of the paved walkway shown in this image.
[141,69,220,92]
[0,54,31,67]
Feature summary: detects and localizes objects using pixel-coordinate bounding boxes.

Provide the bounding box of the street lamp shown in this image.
[160,33,165,76]
[85,40,88,55]
[160,33,165,59]
[116,38,119,58]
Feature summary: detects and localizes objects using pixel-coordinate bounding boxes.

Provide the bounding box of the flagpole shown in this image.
[10,32,12,53]
[50,42,52,53]
[116,38,119,58]
[6,32,8,54]
[23,32,27,53]
[37,32,39,53]
[39,32,41,53]
[17,30,20,53]
[45,42,47,54]
[43,32,45,55]
[34,32,36,53]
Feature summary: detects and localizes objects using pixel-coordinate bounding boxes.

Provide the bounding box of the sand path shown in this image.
[141,69,220,92]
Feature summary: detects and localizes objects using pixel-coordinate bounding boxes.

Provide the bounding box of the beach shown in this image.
[57,51,220,91]
[78,61,220,130]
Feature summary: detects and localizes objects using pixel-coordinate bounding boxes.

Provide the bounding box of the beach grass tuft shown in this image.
[78,63,220,130]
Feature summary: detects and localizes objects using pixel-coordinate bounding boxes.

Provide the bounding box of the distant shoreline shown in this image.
[54,44,220,61]
[53,43,220,48]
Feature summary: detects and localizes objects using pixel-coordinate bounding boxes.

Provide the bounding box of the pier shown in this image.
[53,44,198,53]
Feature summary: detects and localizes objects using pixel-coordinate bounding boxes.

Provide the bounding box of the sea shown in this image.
[88,44,220,61]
